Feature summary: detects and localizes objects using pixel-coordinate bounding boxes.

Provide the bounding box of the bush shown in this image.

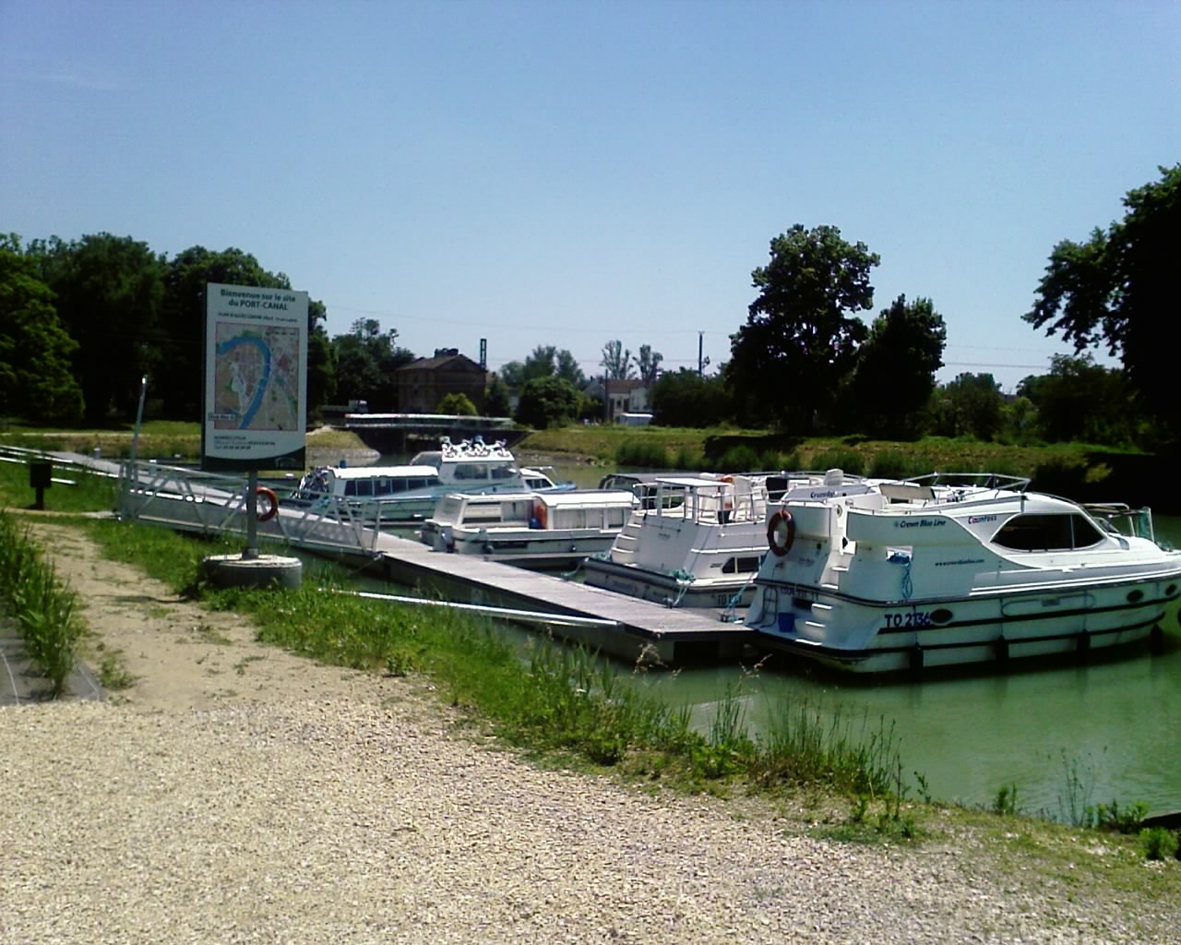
[615,440,671,469]
[810,448,865,475]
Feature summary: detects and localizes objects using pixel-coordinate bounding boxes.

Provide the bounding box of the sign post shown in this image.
[201,283,308,585]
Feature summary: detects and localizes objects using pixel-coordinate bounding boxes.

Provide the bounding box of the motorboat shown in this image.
[581,473,840,611]
[744,471,1181,673]
[287,437,568,523]
[420,489,638,568]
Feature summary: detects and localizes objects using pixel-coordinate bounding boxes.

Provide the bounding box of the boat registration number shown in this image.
[883,611,932,629]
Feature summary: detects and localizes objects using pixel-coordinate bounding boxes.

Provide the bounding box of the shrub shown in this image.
[810,448,865,475]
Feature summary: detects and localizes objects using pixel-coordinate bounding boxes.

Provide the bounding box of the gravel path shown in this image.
[0,524,1175,944]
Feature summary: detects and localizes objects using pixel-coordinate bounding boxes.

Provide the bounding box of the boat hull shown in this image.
[582,556,757,610]
[748,573,1181,673]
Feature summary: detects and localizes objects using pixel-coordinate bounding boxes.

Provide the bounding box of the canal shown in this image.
[361,455,1181,820]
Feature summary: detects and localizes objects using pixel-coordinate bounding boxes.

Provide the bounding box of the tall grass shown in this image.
[0,513,85,695]
[0,459,118,513]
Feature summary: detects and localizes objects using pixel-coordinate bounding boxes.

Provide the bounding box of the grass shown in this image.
[0,512,85,695]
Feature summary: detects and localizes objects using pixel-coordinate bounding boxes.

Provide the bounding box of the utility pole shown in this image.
[698,331,704,377]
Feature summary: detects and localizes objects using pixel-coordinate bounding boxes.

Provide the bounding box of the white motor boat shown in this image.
[287,437,567,523]
[420,489,638,568]
[745,472,1181,673]
[581,473,833,611]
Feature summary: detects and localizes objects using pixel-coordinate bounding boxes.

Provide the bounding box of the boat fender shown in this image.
[767,510,796,557]
[255,487,279,522]
[532,501,547,530]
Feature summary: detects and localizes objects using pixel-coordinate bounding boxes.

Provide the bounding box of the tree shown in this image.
[727,224,879,430]
[29,233,164,423]
[306,299,336,417]
[1025,164,1181,444]
[484,375,511,417]
[650,368,733,428]
[0,237,84,422]
[155,245,292,419]
[331,318,414,412]
[1017,354,1137,445]
[523,345,558,382]
[515,376,581,429]
[851,295,946,438]
[437,392,477,416]
[601,339,634,380]
[637,344,663,386]
[931,372,1005,441]
[554,349,586,387]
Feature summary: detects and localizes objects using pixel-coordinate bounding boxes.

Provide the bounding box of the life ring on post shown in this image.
[255,486,279,523]
[767,509,795,557]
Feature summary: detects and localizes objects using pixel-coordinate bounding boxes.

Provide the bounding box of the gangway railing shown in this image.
[116,460,387,559]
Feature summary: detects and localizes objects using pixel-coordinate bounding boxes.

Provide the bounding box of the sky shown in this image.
[2,0,1178,392]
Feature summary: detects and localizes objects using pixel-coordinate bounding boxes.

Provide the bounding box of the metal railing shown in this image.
[116,460,387,559]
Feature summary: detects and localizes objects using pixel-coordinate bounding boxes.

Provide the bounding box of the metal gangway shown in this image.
[116,460,385,560]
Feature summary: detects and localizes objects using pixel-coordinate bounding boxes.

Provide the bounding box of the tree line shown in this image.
[1,164,1173,446]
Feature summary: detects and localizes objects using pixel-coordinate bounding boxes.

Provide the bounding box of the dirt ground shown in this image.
[26,521,392,712]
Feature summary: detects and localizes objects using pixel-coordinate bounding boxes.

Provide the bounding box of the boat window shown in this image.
[992,514,1105,551]
[408,478,433,491]
[722,556,761,574]
[607,509,627,528]
[490,465,515,480]
[344,480,356,497]
[453,463,488,481]
[352,480,373,499]
[374,478,392,497]
[391,479,407,493]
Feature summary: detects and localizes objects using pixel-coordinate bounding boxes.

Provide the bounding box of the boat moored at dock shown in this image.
[420,489,638,568]
[286,437,567,523]
[745,472,1181,673]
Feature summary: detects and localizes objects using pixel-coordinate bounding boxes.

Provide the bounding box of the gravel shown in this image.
[1,695,1174,945]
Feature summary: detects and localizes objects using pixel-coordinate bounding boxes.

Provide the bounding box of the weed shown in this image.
[98,651,137,690]
[993,783,1020,816]
[1140,827,1179,861]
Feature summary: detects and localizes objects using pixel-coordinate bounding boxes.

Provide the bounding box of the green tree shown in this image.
[931,372,1005,441]
[515,376,581,429]
[1025,164,1181,444]
[29,233,164,423]
[331,318,414,412]
[637,344,663,386]
[156,246,294,419]
[1017,354,1137,445]
[499,360,526,389]
[437,392,478,415]
[601,339,634,380]
[727,224,878,430]
[0,237,84,422]
[650,368,733,428]
[851,295,946,438]
[554,349,586,387]
[306,299,336,417]
[484,375,511,417]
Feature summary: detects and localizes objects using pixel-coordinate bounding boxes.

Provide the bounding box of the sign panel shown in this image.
[202,283,308,471]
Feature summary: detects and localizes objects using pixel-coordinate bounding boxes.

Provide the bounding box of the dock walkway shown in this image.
[39,452,753,664]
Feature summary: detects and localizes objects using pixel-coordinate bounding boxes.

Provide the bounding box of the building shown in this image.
[585,378,650,423]
[395,349,487,413]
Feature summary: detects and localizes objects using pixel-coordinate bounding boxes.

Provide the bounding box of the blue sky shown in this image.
[2,1,1178,391]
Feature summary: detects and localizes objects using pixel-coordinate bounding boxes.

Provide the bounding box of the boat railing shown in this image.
[1083,502,1157,544]
[905,472,1032,493]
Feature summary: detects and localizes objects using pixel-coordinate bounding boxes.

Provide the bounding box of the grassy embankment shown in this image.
[1,453,1178,892]
[521,426,1175,511]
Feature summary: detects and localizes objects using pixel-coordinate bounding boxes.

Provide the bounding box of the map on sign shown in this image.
[212,323,301,431]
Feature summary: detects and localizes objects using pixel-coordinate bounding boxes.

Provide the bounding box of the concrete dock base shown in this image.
[202,554,303,590]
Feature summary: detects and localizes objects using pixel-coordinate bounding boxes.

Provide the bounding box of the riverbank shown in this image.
[1,520,1177,943]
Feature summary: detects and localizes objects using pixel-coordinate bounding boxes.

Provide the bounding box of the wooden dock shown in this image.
[369,531,754,663]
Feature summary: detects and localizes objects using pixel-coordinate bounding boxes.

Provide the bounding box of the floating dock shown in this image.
[370,531,754,663]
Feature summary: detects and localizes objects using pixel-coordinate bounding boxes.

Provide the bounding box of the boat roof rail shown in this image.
[906,472,1031,492]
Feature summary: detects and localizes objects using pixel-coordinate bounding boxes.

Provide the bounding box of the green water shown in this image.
[371,456,1181,818]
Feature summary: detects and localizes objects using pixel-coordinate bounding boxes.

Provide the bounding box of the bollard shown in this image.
[29,460,52,510]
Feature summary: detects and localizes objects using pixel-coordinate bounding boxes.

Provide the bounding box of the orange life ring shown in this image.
[767,509,795,556]
[532,500,547,529]
[256,486,279,522]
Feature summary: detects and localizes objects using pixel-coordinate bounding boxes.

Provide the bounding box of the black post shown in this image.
[29,460,52,510]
